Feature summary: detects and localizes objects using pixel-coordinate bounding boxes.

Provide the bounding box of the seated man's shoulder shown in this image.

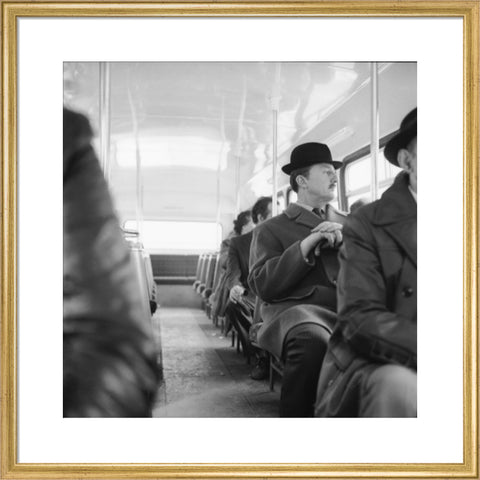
[349,198,382,221]
[256,212,288,232]
[231,230,253,248]
[344,200,382,237]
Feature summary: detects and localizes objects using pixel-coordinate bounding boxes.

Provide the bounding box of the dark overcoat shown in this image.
[226,230,253,291]
[63,108,158,416]
[248,203,347,357]
[210,234,235,318]
[315,172,417,417]
[226,230,256,308]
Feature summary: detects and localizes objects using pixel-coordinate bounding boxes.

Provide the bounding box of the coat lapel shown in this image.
[384,219,417,267]
[284,203,320,229]
[373,173,417,267]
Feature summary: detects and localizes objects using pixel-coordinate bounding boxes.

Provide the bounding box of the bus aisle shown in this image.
[152,308,279,417]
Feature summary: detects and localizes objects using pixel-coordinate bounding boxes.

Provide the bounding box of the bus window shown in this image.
[287,188,298,205]
[276,192,286,212]
[123,220,222,254]
[344,149,401,210]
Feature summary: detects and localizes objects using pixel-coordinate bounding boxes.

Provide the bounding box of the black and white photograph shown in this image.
[3,5,476,476]
[63,61,417,418]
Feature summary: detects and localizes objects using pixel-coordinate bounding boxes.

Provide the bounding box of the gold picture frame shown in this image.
[1,1,478,478]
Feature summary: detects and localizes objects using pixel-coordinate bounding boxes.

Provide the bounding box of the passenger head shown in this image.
[252,196,273,224]
[282,143,342,203]
[349,197,369,214]
[233,210,253,235]
[384,108,417,192]
[289,166,311,193]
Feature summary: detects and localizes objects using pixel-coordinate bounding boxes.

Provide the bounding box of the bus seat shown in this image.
[197,253,213,295]
[193,253,206,290]
[202,254,218,300]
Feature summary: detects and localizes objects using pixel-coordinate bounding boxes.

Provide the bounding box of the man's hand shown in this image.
[229,284,245,303]
[300,221,343,258]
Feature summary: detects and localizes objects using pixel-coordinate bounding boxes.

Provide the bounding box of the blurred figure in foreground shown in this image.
[63,108,159,417]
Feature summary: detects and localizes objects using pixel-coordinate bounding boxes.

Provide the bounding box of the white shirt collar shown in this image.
[295,201,326,214]
[408,186,417,203]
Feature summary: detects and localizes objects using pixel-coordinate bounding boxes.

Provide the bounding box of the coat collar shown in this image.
[373,172,416,226]
[373,172,417,266]
[284,202,344,229]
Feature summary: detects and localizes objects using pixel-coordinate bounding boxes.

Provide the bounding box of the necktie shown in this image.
[312,207,324,219]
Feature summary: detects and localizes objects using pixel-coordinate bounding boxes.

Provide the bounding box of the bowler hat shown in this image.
[281,142,342,175]
[384,108,417,166]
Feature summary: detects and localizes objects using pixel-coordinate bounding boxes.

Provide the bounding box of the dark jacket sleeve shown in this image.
[248,222,315,303]
[337,215,417,368]
[225,242,242,290]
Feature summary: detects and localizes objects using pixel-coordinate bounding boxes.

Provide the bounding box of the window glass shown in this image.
[124,220,222,254]
[345,156,370,193]
[345,148,402,206]
[287,189,298,205]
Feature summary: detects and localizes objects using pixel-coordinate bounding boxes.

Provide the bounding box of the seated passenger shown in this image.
[63,108,159,417]
[314,108,417,417]
[248,142,346,417]
[224,197,273,378]
[349,197,369,214]
[211,210,253,328]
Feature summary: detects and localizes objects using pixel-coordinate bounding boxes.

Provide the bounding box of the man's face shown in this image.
[242,218,254,234]
[303,163,338,202]
[407,137,417,186]
[398,137,417,190]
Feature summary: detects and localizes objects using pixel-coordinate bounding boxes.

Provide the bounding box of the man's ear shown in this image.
[397,149,413,173]
[296,174,307,189]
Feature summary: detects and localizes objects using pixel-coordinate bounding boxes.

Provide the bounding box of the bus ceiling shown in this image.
[64,62,417,249]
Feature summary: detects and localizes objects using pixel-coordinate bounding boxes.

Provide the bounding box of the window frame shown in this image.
[338,130,399,211]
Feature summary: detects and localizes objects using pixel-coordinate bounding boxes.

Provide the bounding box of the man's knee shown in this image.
[361,364,417,417]
[284,324,330,365]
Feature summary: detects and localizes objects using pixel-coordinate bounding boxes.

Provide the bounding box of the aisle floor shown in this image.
[152,308,279,417]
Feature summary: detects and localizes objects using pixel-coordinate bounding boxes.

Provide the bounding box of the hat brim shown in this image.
[281,160,343,175]
[384,127,416,166]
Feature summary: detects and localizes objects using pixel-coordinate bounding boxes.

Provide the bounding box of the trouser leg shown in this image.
[359,364,417,417]
[225,301,253,354]
[280,323,329,417]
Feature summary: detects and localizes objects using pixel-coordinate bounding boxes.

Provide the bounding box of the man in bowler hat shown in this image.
[248,142,347,416]
[314,108,417,417]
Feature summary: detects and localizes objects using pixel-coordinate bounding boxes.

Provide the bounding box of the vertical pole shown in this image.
[99,62,111,181]
[216,95,225,243]
[235,75,247,215]
[127,68,143,238]
[235,155,241,214]
[272,108,278,216]
[271,63,281,216]
[370,62,379,201]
